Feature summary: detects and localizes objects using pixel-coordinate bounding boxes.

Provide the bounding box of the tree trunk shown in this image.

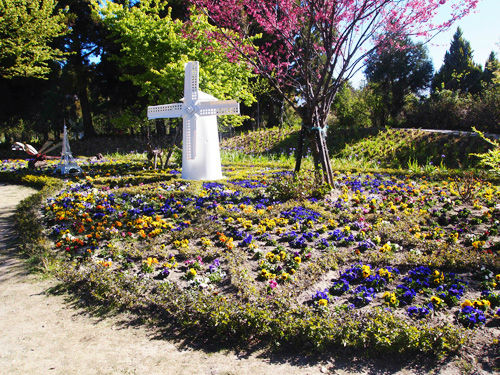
[156,119,166,137]
[78,77,96,137]
[294,123,306,173]
[301,112,334,186]
[255,98,260,130]
[69,29,97,138]
[164,125,181,168]
[314,127,334,186]
[72,42,96,138]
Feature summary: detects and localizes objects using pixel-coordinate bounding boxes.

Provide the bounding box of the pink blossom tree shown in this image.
[192,0,480,185]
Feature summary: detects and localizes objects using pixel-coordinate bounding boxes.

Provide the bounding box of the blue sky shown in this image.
[427,0,499,70]
[353,0,500,87]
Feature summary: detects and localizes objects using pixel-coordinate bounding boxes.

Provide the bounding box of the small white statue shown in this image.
[147,61,240,180]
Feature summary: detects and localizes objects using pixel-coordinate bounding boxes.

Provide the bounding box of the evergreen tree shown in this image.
[432,27,482,95]
[482,51,500,86]
[364,35,433,125]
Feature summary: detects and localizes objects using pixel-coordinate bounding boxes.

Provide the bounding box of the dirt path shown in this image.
[0,183,337,375]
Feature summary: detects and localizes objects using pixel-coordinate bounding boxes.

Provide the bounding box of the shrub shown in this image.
[470,127,500,176]
[265,170,331,201]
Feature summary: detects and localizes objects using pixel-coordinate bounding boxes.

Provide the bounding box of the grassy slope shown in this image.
[221,127,493,170]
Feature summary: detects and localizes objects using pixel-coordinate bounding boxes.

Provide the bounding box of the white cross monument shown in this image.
[147,61,240,180]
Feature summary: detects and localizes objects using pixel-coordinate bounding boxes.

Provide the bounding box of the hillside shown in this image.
[221,127,494,169]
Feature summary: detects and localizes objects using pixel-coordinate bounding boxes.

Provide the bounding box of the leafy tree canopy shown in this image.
[331,82,378,129]
[0,0,67,79]
[93,0,257,127]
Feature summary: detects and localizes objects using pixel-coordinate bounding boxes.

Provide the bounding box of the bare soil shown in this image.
[0,183,489,375]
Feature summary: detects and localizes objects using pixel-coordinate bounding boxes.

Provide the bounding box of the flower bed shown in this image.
[5,159,500,359]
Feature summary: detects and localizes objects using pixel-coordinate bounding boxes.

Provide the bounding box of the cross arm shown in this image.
[148,103,184,119]
[184,62,199,103]
[198,100,240,116]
